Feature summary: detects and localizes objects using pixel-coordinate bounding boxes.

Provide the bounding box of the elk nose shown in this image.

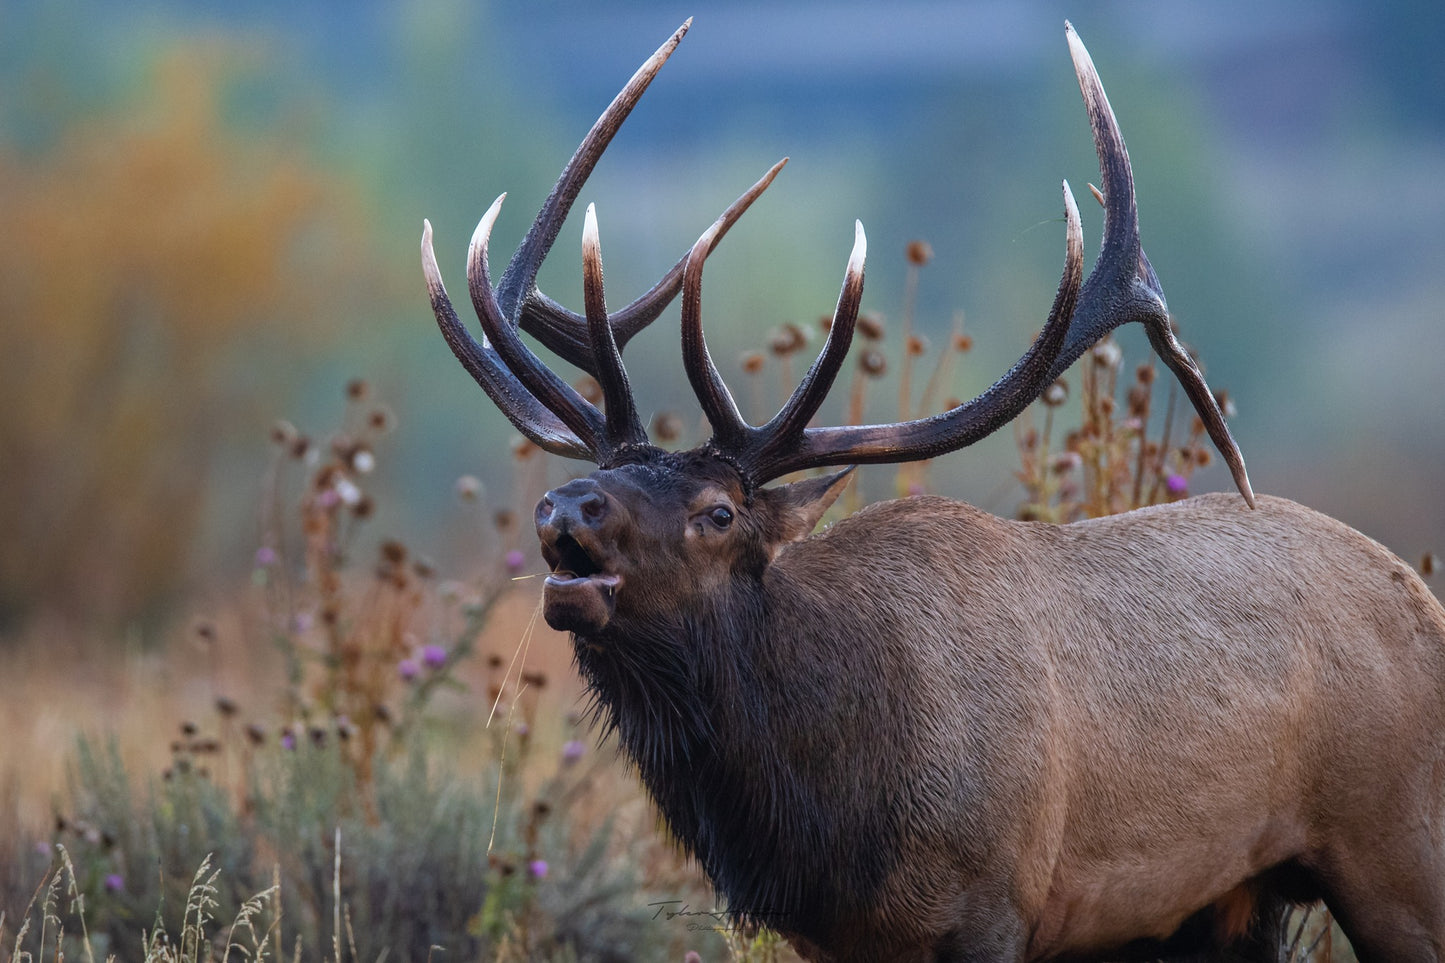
[536,482,610,534]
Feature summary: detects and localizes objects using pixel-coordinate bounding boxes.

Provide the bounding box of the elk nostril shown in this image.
[579,492,607,521]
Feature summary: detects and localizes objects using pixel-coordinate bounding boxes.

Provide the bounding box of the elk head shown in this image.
[420,20,1255,639]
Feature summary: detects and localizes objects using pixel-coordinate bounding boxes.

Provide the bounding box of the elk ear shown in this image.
[764,467,855,546]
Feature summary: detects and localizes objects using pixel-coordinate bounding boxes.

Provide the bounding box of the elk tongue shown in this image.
[542,572,621,634]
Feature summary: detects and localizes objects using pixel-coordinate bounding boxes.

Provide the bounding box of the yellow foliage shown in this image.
[0,47,384,625]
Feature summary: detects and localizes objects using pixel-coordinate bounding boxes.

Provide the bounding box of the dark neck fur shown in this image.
[571,576,901,941]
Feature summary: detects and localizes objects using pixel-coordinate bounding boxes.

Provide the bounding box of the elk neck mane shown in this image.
[568,517,923,940]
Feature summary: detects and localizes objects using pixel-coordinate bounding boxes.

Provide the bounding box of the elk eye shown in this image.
[708,506,734,529]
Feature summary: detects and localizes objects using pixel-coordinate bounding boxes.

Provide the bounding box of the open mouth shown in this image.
[544,532,610,583]
[540,532,621,633]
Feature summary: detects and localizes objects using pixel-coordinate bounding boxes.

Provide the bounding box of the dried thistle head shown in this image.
[574,375,603,405]
[271,420,299,447]
[1214,390,1237,419]
[1126,384,1150,417]
[767,322,809,357]
[367,406,395,433]
[740,351,766,375]
[767,328,795,357]
[380,539,407,567]
[651,411,684,443]
[510,436,538,461]
[859,348,888,377]
[1091,340,1122,370]
[857,312,885,342]
[455,475,482,501]
[906,239,934,266]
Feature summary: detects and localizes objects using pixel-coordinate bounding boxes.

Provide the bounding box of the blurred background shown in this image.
[2,0,1442,633]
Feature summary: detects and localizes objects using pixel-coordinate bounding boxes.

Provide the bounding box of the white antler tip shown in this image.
[583,202,600,248]
[1061,179,1080,215]
[468,194,508,256]
[1066,22,1098,85]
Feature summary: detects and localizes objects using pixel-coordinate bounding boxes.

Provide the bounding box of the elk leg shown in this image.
[1311,837,1445,963]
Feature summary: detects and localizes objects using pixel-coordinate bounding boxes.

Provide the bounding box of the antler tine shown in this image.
[1038,22,1157,379]
[465,195,607,453]
[421,218,592,459]
[751,220,867,467]
[719,24,1252,505]
[1146,322,1256,507]
[1047,21,1254,506]
[680,219,750,450]
[495,19,691,323]
[583,203,648,452]
[747,181,1084,482]
[522,158,790,375]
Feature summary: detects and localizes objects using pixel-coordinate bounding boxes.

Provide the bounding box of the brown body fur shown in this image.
[732,492,1445,960]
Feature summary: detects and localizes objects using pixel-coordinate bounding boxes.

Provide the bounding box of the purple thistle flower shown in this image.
[505,549,526,575]
[421,644,447,670]
[104,873,124,893]
[1165,473,1189,495]
[281,730,297,751]
[398,658,420,681]
[254,546,278,568]
[34,840,52,857]
[561,739,586,766]
[528,859,548,880]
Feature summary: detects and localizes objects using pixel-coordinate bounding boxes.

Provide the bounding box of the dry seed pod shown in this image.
[857,313,885,341]
[859,348,887,377]
[651,412,685,443]
[575,376,603,405]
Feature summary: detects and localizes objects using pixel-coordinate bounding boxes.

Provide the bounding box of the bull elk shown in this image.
[420,20,1445,963]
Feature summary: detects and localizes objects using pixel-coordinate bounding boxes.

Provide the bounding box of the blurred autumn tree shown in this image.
[0,46,391,629]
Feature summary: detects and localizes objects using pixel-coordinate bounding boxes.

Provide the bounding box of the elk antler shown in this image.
[471,18,779,378]
[421,17,786,462]
[426,21,1255,507]
[680,22,1255,506]
[423,156,786,463]
[1045,22,1253,506]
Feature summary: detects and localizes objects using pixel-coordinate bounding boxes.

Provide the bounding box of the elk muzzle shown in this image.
[535,479,622,634]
